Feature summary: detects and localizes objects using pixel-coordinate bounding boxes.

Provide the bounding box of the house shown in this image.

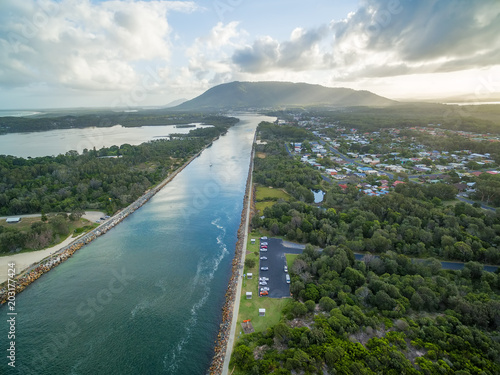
[246,292,252,300]
[259,308,266,316]
[454,183,467,192]
[6,217,21,224]
[392,181,405,187]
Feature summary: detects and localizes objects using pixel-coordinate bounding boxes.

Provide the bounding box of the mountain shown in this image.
[174,81,396,110]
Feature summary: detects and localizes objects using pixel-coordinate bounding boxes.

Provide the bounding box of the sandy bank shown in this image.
[0,233,84,284]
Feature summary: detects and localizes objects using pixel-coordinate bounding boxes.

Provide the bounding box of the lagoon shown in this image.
[0,123,212,158]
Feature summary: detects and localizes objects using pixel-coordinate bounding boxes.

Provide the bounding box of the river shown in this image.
[0,123,212,158]
[0,114,274,374]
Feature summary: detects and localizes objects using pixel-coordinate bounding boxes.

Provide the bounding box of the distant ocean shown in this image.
[445,101,500,106]
[0,110,43,117]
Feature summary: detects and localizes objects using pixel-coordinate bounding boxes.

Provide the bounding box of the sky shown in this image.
[1,0,500,109]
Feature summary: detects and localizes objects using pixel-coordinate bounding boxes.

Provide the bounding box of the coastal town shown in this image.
[279,116,500,206]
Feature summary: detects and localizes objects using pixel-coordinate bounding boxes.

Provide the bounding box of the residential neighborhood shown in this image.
[282,114,499,203]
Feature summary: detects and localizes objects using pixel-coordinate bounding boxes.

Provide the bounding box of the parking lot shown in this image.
[259,238,304,298]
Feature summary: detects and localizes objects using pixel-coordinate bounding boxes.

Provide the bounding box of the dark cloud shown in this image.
[232,0,500,78]
[232,37,279,73]
[232,26,328,73]
[333,0,500,63]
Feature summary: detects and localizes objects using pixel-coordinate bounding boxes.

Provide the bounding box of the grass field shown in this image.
[255,201,275,215]
[286,253,299,269]
[236,236,291,336]
[255,186,290,201]
[0,216,94,233]
[0,216,97,255]
[0,217,40,231]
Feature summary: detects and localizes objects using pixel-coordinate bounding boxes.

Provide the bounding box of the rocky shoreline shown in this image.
[0,146,208,305]
[208,141,255,374]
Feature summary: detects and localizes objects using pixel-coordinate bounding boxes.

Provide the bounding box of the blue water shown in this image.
[0,114,273,374]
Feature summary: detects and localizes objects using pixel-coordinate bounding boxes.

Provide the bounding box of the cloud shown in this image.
[0,0,197,91]
[231,0,500,81]
[179,21,243,90]
[232,26,329,73]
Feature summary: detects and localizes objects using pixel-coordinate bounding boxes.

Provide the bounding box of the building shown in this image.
[6,217,21,224]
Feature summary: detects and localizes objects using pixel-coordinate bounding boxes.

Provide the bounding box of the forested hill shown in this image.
[174,81,397,111]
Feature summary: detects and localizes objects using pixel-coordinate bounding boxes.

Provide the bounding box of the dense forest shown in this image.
[267,103,500,134]
[0,112,237,134]
[231,246,500,374]
[230,122,500,374]
[251,138,500,264]
[0,118,235,253]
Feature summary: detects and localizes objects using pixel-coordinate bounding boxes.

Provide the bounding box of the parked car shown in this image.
[260,287,269,292]
[284,265,288,272]
[260,291,268,296]
[260,245,268,249]
[261,266,269,271]
[261,242,268,246]
[260,248,267,252]
[260,256,267,260]
[261,236,268,240]
[259,277,269,281]
[286,274,290,284]
[259,281,267,286]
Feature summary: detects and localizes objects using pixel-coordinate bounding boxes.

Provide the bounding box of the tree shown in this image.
[343,267,366,289]
[232,345,254,370]
[319,296,337,312]
[305,300,315,312]
[244,258,256,269]
[372,290,396,311]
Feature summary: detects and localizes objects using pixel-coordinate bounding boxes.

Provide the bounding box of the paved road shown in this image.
[259,238,303,298]
[318,139,395,179]
[354,253,498,272]
[456,196,497,212]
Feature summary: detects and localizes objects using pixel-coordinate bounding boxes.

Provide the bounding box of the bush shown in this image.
[245,258,256,269]
[305,300,315,312]
[319,297,337,312]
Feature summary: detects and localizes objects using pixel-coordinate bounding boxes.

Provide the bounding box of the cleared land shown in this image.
[255,186,290,201]
[255,201,275,215]
[236,234,292,334]
[285,253,299,268]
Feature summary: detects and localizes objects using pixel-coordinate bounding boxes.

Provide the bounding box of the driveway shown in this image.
[259,238,304,298]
